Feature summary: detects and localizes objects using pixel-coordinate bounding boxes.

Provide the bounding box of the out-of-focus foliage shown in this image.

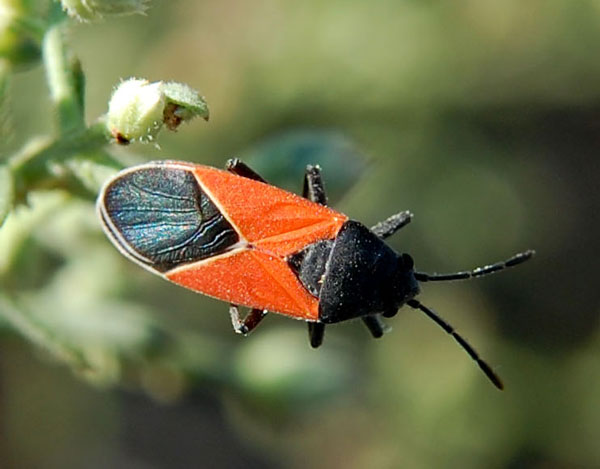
[59,0,149,22]
[0,0,44,69]
[1,1,599,468]
[242,130,367,204]
[0,163,13,225]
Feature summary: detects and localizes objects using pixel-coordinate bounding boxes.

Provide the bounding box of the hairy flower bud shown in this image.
[106,78,209,144]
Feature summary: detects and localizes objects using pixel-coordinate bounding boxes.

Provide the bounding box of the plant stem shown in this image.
[0,294,88,370]
[43,24,85,134]
[8,123,122,201]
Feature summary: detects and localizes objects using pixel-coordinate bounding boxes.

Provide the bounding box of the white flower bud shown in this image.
[106,78,164,144]
[106,78,209,144]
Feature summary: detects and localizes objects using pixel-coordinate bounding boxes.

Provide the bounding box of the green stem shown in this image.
[9,122,122,201]
[0,294,88,370]
[43,24,85,134]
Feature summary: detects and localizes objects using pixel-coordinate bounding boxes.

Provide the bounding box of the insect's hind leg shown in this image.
[302,166,328,348]
[370,210,413,239]
[303,165,328,205]
[362,314,391,338]
[225,158,267,183]
[308,322,326,348]
[229,305,268,335]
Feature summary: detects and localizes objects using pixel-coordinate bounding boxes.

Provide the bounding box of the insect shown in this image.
[98,159,534,389]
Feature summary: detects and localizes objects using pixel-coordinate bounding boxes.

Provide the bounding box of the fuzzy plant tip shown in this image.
[106,78,209,145]
[60,0,150,22]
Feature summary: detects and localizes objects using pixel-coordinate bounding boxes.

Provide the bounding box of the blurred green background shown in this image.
[2,1,600,468]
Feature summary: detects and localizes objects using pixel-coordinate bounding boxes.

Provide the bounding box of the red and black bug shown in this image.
[98,159,534,389]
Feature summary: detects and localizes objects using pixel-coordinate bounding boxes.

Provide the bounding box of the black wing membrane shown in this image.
[101,166,239,272]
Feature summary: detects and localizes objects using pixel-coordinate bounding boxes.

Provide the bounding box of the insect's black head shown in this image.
[392,252,420,308]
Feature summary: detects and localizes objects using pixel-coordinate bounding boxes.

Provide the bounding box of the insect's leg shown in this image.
[302,165,328,205]
[301,167,327,348]
[370,211,413,239]
[229,304,268,335]
[308,322,326,348]
[225,158,267,183]
[362,314,391,338]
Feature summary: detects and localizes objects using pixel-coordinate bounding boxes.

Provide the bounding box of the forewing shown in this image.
[99,165,239,272]
[192,166,348,256]
[167,249,320,320]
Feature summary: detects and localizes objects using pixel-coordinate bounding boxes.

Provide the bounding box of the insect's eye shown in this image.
[401,253,414,270]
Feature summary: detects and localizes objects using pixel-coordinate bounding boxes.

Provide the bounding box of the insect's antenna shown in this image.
[406,299,504,390]
[414,250,535,282]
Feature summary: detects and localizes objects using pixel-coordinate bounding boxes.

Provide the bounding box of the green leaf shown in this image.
[64,153,121,195]
[162,81,210,124]
[0,293,89,372]
[0,165,14,228]
[0,4,42,70]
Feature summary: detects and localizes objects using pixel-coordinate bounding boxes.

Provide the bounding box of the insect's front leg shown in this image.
[370,211,413,239]
[225,158,267,183]
[302,165,328,206]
